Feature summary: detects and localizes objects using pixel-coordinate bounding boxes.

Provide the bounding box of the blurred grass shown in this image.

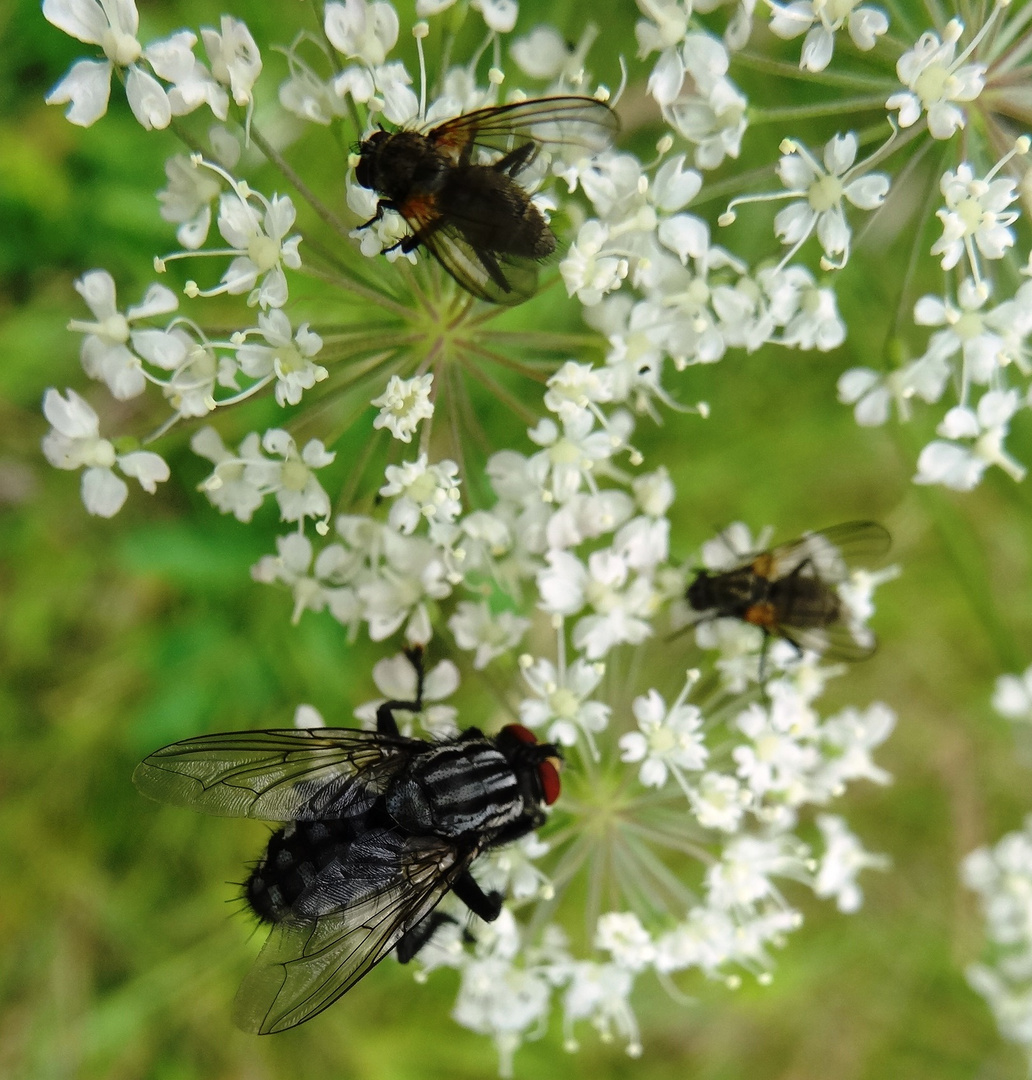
[3,0,1032,1077]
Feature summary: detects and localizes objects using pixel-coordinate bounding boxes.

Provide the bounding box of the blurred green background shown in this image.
[4,0,1032,1077]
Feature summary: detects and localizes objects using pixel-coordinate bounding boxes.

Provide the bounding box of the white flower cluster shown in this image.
[964,817,1032,1069]
[962,666,1032,1068]
[39,0,913,1068]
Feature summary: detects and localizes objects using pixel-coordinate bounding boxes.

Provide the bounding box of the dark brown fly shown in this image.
[685,521,891,664]
[355,95,618,304]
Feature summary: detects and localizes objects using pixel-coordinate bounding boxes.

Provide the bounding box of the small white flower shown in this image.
[886,19,986,140]
[561,961,641,1057]
[252,532,359,625]
[449,602,530,670]
[379,455,461,535]
[725,133,888,272]
[813,814,888,912]
[595,912,655,971]
[351,526,452,643]
[915,389,1026,490]
[705,835,807,909]
[652,34,748,170]
[689,771,750,832]
[41,388,169,517]
[837,353,951,425]
[519,655,610,748]
[67,269,178,400]
[212,190,302,309]
[158,154,222,250]
[325,0,399,66]
[768,0,888,72]
[201,16,262,108]
[191,427,266,522]
[145,30,228,120]
[993,666,1032,721]
[237,309,327,407]
[619,685,707,789]
[43,0,175,130]
[243,429,336,526]
[371,373,435,443]
[561,221,629,306]
[932,162,1019,275]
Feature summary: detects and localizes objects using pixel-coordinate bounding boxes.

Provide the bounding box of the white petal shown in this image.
[658,214,710,262]
[510,26,569,79]
[127,282,179,320]
[800,25,833,72]
[824,132,858,175]
[769,2,814,41]
[474,0,517,34]
[844,174,888,209]
[82,466,129,516]
[914,441,983,490]
[118,450,170,492]
[43,386,99,438]
[647,48,685,107]
[46,59,112,127]
[43,0,108,45]
[816,206,849,257]
[774,201,815,245]
[848,8,888,50]
[126,66,172,130]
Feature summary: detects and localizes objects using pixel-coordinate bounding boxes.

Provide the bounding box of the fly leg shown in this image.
[395,911,460,963]
[492,141,538,178]
[375,645,426,736]
[395,869,505,965]
[358,198,397,230]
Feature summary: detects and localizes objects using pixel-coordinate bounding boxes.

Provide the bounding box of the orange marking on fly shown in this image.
[751,552,776,578]
[744,602,778,630]
[396,190,438,226]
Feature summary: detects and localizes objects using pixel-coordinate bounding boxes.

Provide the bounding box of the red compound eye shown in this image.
[538,759,561,805]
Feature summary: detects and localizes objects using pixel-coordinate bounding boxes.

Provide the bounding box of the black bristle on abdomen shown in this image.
[245,817,369,923]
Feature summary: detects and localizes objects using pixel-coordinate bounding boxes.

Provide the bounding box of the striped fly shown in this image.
[133,649,561,1033]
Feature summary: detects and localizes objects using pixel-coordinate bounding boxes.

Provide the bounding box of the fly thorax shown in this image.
[388,742,524,838]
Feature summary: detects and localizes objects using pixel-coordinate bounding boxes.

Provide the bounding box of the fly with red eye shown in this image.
[354,95,619,304]
[133,648,561,1034]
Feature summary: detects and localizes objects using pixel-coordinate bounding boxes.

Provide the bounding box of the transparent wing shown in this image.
[234,836,474,1033]
[133,728,419,820]
[426,95,618,163]
[767,521,891,582]
[399,195,539,305]
[777,617,879,662]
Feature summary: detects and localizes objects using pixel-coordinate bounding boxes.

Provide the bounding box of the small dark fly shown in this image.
[355,95,618,304]
[133,651,561,1033]
[685,521,891,666]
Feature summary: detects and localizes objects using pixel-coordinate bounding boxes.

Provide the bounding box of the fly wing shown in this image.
[427,96,618,165]
[777,617,879,662]
[133,728,419,821]
[767,521,891,583]
[397,193,539,305]
[234,835,475,1033]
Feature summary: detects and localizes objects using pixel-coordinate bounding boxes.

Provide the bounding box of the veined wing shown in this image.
[234,835,475,1033]
[767,521,891,582]
[133,728,420,820]
[396,192,539,305]
[427,96,618,164]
